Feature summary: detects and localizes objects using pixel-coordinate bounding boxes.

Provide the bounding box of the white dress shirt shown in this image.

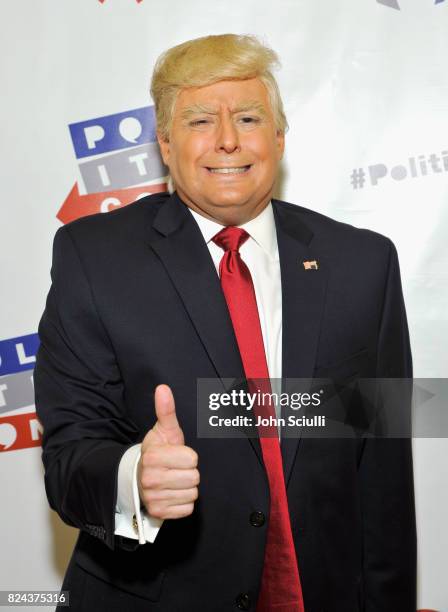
[114,201,282,544]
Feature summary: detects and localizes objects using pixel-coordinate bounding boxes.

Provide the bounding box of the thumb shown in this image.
[151,384,184,445]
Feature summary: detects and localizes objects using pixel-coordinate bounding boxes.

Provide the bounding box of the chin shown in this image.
[210,208,253,227]
[206,191,248,205]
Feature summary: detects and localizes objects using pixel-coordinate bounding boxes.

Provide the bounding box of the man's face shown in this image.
[157,78,285,226]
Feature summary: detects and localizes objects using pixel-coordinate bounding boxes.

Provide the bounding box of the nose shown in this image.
[215,114,241,154]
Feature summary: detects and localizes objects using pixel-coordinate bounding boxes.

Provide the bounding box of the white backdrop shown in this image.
[0,1,447,610]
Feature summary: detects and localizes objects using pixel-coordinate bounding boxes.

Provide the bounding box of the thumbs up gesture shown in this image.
[137,384,199,520]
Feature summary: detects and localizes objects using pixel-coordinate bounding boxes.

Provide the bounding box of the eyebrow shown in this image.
[180,101,268,119]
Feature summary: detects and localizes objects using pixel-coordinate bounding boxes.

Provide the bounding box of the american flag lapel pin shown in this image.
[303,260,319,270]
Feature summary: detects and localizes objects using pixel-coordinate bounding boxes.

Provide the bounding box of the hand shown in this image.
[137,384,199,519]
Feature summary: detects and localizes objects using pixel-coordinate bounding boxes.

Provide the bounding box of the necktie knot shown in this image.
[212,226,249,253]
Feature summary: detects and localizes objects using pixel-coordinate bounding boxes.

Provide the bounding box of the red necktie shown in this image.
[212,226,305,612]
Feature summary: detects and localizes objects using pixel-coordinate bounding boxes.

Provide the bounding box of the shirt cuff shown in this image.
[114,444,163,544]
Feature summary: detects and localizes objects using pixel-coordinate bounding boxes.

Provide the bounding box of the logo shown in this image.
[377,0,445,9]
[59,105,167,224]
[0,334,41,453]
[377,0,400,8]
[350,147,448,189]
[0,414,42,452]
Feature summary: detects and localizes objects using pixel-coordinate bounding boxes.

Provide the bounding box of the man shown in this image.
[35,34,416,611]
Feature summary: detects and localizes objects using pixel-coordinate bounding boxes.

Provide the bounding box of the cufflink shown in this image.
[132,514,138,534]
[303,260,318,270]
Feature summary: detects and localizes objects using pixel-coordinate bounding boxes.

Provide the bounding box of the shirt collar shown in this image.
[188,202,278,260]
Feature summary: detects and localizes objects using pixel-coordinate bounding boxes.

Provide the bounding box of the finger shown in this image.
[153,384,184,445]
[148,503,195,520]
[142,487,199,505]
[140,467,200,490]
[141,445,198,470]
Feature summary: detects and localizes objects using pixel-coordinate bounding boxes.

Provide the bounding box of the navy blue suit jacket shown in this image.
[35,192,416,612]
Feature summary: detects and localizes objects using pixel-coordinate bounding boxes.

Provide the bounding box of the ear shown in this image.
[157,130,171,166]
[276,129,285,161]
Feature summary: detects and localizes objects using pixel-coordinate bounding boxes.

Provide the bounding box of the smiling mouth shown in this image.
[206,165,252,174]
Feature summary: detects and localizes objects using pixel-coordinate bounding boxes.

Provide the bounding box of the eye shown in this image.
[189,118,211,127]
[237,116,261,125]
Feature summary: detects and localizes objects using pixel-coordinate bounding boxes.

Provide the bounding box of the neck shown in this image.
[177,192,272,226]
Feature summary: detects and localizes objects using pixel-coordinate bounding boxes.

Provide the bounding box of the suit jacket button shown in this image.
[235,593,251,610]
[249,511,265,527]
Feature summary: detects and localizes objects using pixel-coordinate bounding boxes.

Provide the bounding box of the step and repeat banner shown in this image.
[0,1,446,610]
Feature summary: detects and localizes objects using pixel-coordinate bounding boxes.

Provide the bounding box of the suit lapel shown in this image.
[273,200,328,487]
[146,193,263,464]
[147,192,246,380]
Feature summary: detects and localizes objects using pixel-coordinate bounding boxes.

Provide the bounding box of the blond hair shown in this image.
[150,33,288,140]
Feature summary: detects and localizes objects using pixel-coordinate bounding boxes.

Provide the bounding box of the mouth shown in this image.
[205,165,252,175]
